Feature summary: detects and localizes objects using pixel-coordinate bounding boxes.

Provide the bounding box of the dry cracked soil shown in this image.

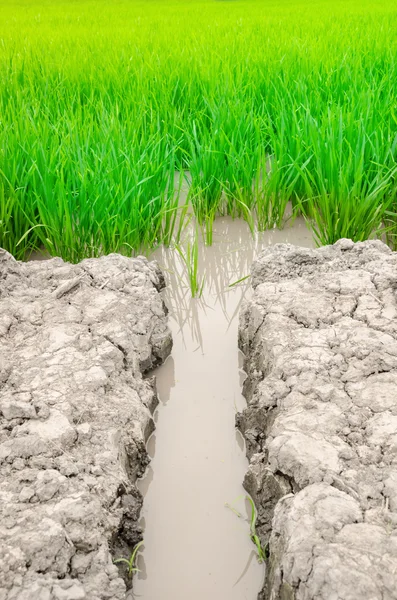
[2,238,397,600]
[238,239,397,600]
[0,249,171,600]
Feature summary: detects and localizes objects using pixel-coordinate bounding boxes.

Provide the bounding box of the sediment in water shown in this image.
[237,239,397,600]
[0,249,171,600]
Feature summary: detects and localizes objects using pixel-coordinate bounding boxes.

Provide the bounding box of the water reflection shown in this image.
[134,216,313,600]
[152,215,312,353]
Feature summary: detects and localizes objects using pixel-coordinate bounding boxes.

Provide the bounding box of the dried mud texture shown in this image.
[238,239,397,600]
[0,249,172,600]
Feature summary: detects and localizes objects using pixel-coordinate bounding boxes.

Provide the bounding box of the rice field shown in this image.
[1,0,397,261]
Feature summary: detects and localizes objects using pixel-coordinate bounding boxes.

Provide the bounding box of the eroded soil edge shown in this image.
[0,249,172,600]
[237,239,397,600]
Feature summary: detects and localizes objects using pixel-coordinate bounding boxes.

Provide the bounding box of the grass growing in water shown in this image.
[225,495,267,563]
[246,496,267,564]
[1,0,397,258]
[113,540,144,577]
[175,232,205,298]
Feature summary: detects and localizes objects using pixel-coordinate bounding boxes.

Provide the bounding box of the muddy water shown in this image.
[133,217,314,600]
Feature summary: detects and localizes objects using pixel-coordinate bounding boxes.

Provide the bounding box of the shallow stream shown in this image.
[132,217,314,599]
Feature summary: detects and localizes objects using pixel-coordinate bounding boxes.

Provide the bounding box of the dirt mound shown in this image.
[0,250,171,600]
[238,239,397,600]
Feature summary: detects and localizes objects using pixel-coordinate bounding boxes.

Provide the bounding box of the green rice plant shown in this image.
[295,157,397,246]
[1,0,397,257]
[0,184,34,259]
[228,275,250,288]
[225,495,267,563]
[113,540,144,577]
[385,206,397,250]
[246,496,267,563]
[161,170,189,247]
[187,125,223,245]
[175,232,205,298]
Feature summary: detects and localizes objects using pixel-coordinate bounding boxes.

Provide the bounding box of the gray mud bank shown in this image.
[238,239,397,600]
[3,235,397,600]
[0,249,171,600]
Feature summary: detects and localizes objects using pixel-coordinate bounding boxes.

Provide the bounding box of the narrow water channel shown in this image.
[132,216,314,600]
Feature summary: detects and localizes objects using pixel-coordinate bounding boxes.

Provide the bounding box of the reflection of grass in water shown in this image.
[2,0,397,258]
[152,218,259,347]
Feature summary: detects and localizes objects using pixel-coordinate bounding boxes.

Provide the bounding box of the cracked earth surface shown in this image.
[0,249,171,600]
[238,239,397,600]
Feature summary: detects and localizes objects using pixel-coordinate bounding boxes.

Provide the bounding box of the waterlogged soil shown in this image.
[132,217,314,600]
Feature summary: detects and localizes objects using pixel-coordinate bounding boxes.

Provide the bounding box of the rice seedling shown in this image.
[113,540,144,577]
[246,495,268,564]
[175,232,205,298]
[228,275,250,288]
[225,494,267,563]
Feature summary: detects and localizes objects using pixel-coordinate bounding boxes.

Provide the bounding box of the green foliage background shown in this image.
[1,0,397,259]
